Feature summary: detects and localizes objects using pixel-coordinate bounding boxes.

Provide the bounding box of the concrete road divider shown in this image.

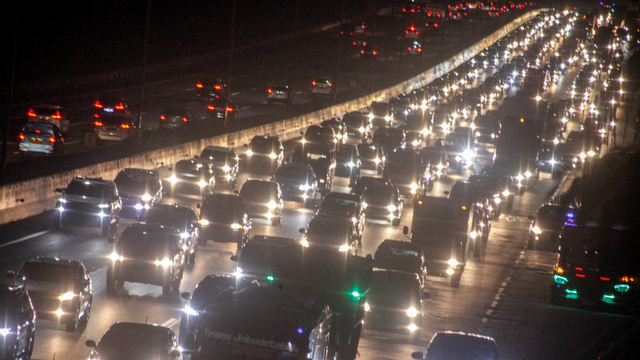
[0,9,544,226]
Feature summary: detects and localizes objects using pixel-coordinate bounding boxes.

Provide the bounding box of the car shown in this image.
[321,118,348,144]
[13,256,92,332]
[159,106,194,130]
[369,101,394,127]
[54,176,121,236]
[196,78,227,99]
[363,269,425,342]
[206,99,238,122]
[93,97,131,116]
[18,122,64,155]
[291,145,335,197]
[245,136,284,173]
[267,85,294,105]
[86,322,182,360]
[390,97,412,123]
[145,204,200,266]
[468,174,508,217]
[363,184,403,226]
[351,176,393,197]
[528,204,575,250]
[239,179,283,226]
[358,144,385,174]
[197,193,251,248]
[197,146,239,189]
[310,77,334,97]
[412,332,499,359]
[299,214,359,254]
[405,25,420,40]
[26,104,70,134]
[359,44,379,60]
[230,235,298,288]
[373,239,426,286]
[301,125,337,154]
[107,224,186,296]
[93,113,138,142]
[316,192,366,244]
[342,112,372,143]
[113,168,162,219]
[372,126,406,154]
[168,159,215,197]
[273,163,318,208]
[335,144,361,186]
[0,283,36,359]
[407,40,423,55]
[384,147,431,198]
[178,275,235,352]
[447,181,491,245]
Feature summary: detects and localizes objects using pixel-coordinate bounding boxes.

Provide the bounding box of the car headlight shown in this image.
[502,190,510,197]
[406,307,418,318]
[524,171,532,178]
[0,328,10,337]
[455,156,462,162]
[412,140,419,146]
[347,162,355,168]
[436,164,444,170]
[384,115,391,121]
[98,204,110,208]
[231,223,243,230]
[374,157,380,164]
[368,113,374,119]
[246,149,253,156]
[319,179,325,183]
[169,175,178,184]
[494,197,501,204]
[364,302,371,312]
[198,180,208,187]
[339,244,351,252]
[410,183,419,190]
[155,259,172,268]
[470,231,478,239]
[362,202,367,209]
[141,193,152,202]
[198,219,209,226]
[448,259,458,267]
[59,291,75,301]
[300,239,309,247]
[359,127,365,133]
[184,305,199,317]
[387,205,397,212]
[532,226,542,234]
[516,174,524,181]
[299,184,310,191]
[222,165,231,172]
[336,134,343,139]
[268,201,277,210]
[269,153,277,159]
[109,252,123,261]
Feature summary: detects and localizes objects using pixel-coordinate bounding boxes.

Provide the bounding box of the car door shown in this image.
[188,209,199,244]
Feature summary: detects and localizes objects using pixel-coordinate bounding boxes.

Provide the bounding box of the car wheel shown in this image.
[162,278,172,296]
[80,297,92,329]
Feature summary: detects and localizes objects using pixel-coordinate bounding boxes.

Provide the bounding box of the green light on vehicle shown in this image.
[351,291,360,298]
[614,284,630,293]
[554,275,568,285]
[565,289,578,299]
[266,275,274,282]
[602,294,616,304]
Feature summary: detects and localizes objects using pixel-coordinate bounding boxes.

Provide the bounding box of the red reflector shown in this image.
[576,274,586,278]
[600,277,610,281]
[94,121,103,127]
[94,101,103,108]
[27,109,37,117]
[49,137,56,143]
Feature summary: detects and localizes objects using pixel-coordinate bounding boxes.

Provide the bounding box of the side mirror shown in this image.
[230,255,239,262]
[197,203,201,209]
[55,188,65,193]
[86,340,97,348]
[411,352,425,360]
[180,292,191,300]
[299,228,306,234]
[108,236,117,244]
[403,226,409,235]
[421,291,431,299]
[528,215,535,220]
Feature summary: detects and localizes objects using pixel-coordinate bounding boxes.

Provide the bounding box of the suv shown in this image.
[196,78,227,99]
[93,113,138,142]
[0,283,36,358]
[310,77,334,97]
[267,85,294,105]
[159,106,194,130]
[145,204,200,267]
[245,136,284,173]
[197,146,239,189]
[86,322,181,360]
[239,179,283,226]
[26,104,70,134]
[198,193,251,248]
[13,256,92,332]
[369,101,394,127]
[93,97,131,116]
[168,159,215,197]
[107,224,186,296]
[54,176,121,236]
[113,168,162,219]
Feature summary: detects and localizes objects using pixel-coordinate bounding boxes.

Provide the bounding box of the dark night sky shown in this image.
[1,0,374,85]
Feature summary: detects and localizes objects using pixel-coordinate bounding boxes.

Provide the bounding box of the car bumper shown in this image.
[19,141,56,154]
[116,261,170,287]
[200,226,244,243]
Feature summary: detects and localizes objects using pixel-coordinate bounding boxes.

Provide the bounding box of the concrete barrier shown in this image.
[0,9,544,226]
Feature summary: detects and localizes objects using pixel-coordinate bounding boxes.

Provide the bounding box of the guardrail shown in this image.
[0,9,544,225]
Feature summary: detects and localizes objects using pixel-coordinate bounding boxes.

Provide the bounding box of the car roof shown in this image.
[377,239,422,252]
[106,322,172,336]
[325,192,361,202]
[118,168,159,176]
[124,222,182,235]
[247,235,297,247]
[71,176,113,186]
[149,203,193,213]
[202,146,234,153]
[203,193,244,203]
[25,256,81,268]
[279,163,312,170]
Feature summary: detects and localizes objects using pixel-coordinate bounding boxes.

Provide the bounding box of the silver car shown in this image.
[311,77,333,96]
[19,122,64,155]
[267,85,293,105]
[94,113,137,141]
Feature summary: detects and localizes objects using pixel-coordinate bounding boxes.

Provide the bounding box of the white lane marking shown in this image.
[486,309,493,316]
[161,318,180,328]
[231,92,240,96]
[490,301,499,308]
[494,294,501,301]
[0,230,53,249]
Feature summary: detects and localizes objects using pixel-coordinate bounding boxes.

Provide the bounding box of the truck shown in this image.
[190,246,373,360]
[403,196,477,288]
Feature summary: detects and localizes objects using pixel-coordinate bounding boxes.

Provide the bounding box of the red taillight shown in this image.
[215,85,222,90]
[197,83,203,88]
[121,123,130,129]
[183,117,188,122]
[94,101,103,108]
[27,109,37,117]
[435,23,439,27]
[207,105,215,110]
[312,81,316,86]
[361,25,365,28]
[49,137,55,143]
[35,130,41,134]
[160,115,165,120]
[600,277,610,281]
[576,274,586,278]
[94,121,103,127]
[115,103,125,110]
[51,111,61,119]
[328,83,332,87]
[361,50,365,54]
[19,133,25,140]
[373,51,377,55]
[226,107,234,112]
[268,89,272,93]
[575,267,583,271]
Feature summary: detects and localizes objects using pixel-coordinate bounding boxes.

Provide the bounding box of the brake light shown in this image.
[226,107,234,112]
[576,274,585,277]
[183,117,188,122]
[215,85,222,90]
[94,101,103,108]
[268,89,272,93]
[328,83,332,87]
[121,123,130,129]
[27,109,37,117]
[94,121,103,127]
[312,81,316,86]
[600,277,610,281]
[197,83,203,88]
[35,130,41,134]
[51,111,62,119]
[373,51,377,55]
[362,50,365,54]
[115,103,125,110]
[160,115,165,120]
[554,266,564,274]
[19,133,25,140]
[49,137,56,143]
[207,105,216,110]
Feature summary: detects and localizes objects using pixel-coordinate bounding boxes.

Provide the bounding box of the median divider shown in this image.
[0,9,544,226]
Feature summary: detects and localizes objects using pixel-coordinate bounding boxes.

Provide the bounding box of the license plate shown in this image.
[104,108,115,113]
[31,139,43,144]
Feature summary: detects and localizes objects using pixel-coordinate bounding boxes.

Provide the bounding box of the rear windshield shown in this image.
[371,103,388,116]
[200,149,233,164]
[162,107,186,116]
[320,198,357,217]
[24,123,55,134]
[114,171,158,195]
[276,166,308,179]
[201,198,244,222]
[343,114,365,127]
[32,107,61,116]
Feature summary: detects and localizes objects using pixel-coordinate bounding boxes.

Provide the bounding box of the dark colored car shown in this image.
[107,224,186,296]
[317,192,366,243]
[369,101,394,127]
[359,44,379,60]
[468,174,508,217]
[291,146,335,197]
[0,283,36,359]
[412,332,499,360]
[267,85,294,105]
[93,113,138,142]
[197,193,251,248]
[13,256,92,332]
[342,112,372,143]
[239,179,283,226]
[231,235,298,288]
[301,125,337,154]
[351,176,393,197]
[528,204,575,250]
[373,239,425,286]
[159,106,194,130]
[206,99,238,122]
[18,122,65,155]
[54,176,121,236]
[197,146,239,189]
[363,184,403,226]
[273,163,317,207]
[373,127,406,154]
[196,78,227,99]
[299,215,359,253]
[93,97,131,117]
[358,143,385,174]
[145,204,200,266]
[321,118,348,144]
[364,269,425,342]
[335,144,361,186]
[246,136,284,173]
[384,148,431,198]
[179,275,235,352]
[447,181,490,243]
[114,168,162,220]
[168,159,215,197]
[86,322,181,360]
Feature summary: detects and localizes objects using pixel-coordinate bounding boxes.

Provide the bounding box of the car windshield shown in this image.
[307,221,349,244]
[320,198,357,217]
[305,127,334,142]
[240,182,274,203]
[162,107,186,116]
[369,273,418,304]
[239,243,280,269]
[201,198,244,223]
[276,167,308,179]
[371,103,388,116]
[145,208,187,230]
[32,107,62,116]
[449,184,479,201]
[65,180,110,198]
[250,138,274,154]
[200,149,233,164]
[374,246,421,274]
[114,171,157,195]
[537,206,573,228]
[363,186,394,205]
[175,161,201,176]
[343,114,365,127]
[20,263,74,284]
[98,326,169,360]
[469,176,502,193]
[427,335,498,359]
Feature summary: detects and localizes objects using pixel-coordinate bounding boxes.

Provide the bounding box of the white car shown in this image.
[311,77,334,96]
